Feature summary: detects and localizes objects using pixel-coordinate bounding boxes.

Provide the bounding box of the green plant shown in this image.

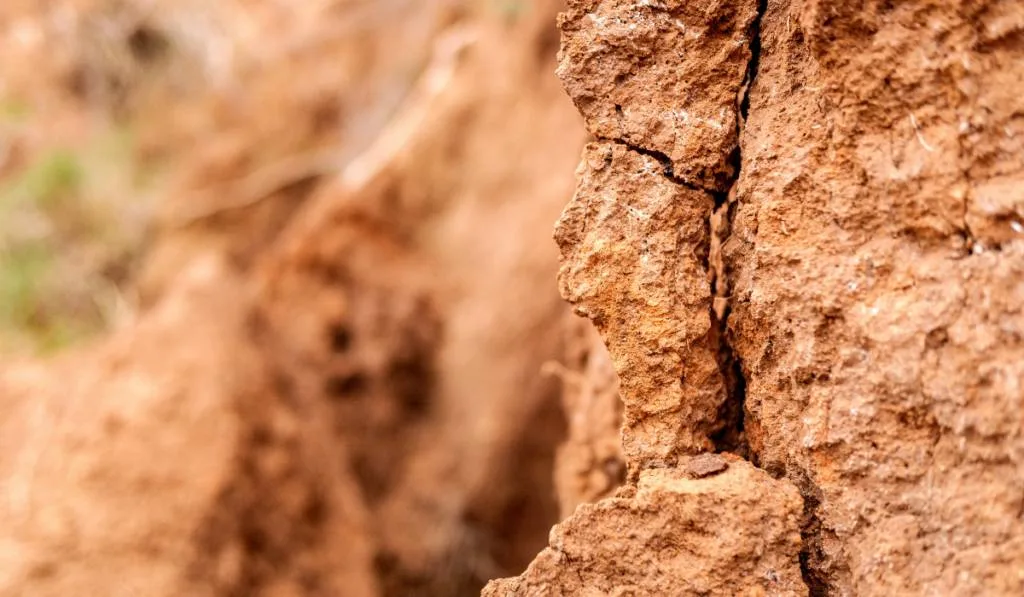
[0,128,149,355]
[0,97,30,122]
[0,243,51,327]
[490,0,526,22]
[21,149,85,210]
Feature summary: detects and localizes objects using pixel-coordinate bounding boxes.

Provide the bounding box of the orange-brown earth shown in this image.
[1,1,586,596]
[489,0,1024,595]
[2,1,1024,596]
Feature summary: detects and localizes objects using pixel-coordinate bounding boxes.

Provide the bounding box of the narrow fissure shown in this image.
[953,116,980,256]
[708,0,766,457]
[739,0,767,123]
[948,53,984,258]
[722,2,830,591]
[796,474,832,597]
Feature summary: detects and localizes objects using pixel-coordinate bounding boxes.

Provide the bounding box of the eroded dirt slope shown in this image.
[0,257,379,597]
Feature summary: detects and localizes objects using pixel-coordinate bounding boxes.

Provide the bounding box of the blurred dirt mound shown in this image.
[0,258,379,596]
[0,1,585,596]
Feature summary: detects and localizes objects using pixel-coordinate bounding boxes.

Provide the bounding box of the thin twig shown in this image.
[909,112,936,153]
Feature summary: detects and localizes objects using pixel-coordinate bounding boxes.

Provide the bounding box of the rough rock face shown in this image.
[554,142,723,469]
[483,457,806,597]
[492,0,1024,595]
[727,0,1024,593]
[557,0,758,190]
[489,0,810,593]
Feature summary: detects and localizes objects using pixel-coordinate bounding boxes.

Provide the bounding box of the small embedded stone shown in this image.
[685,453,729,479]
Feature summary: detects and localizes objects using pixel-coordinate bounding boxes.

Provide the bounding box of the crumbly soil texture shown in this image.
[488,0,1024,595]
[1,1,1023,596]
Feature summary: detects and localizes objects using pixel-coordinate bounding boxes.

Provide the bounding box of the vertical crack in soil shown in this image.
[716,2,829,591]
[952,84,980,256]
[709,0,766,458]
[739,0,767,123]
[796,472,831,597]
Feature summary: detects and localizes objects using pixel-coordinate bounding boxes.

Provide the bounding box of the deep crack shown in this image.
[796,474,831,597]
[739,0,767,123]
[721,1,831,592]
[709,0,766,457]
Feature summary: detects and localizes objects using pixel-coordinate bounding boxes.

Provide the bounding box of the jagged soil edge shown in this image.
[478,0,816,593]
[478,0,819,590]
[582,1,765,460]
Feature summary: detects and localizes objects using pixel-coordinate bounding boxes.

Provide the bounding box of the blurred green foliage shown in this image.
[0,121,147,355]
[0,98,31,122]
[21,149,85,210]
[489,0,526,22]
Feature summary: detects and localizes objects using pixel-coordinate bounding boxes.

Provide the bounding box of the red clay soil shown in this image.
[488,0,1024,595]
[2,0,1023,596]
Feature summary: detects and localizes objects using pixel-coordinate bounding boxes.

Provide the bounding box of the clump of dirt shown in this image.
[555,141,724,470]
[485,457,806,596]
[556,0,757,191]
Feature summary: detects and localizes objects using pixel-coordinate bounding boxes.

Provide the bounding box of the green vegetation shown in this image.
[0,125,148,355]
[489,0,526,22]
[19,149,85,210]
[0,98,30,122]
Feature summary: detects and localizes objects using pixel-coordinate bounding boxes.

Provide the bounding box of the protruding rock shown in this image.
[483,459,807,596]
[557,0,758,191]
[554,141,724,470]
[685,452,730,478]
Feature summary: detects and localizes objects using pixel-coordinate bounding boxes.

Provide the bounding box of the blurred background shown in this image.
[0,1,625,596]
[1,0,475,354]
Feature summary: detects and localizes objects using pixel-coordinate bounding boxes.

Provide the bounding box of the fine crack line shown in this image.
[594,135,723,196]
[739,0,767,123]
[951,73,981,257]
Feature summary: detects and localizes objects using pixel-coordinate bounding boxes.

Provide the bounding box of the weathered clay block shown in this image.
[557,0,758,191]
[726,0,1024,592]
[555,141,724,470]
[482,457,807,596]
